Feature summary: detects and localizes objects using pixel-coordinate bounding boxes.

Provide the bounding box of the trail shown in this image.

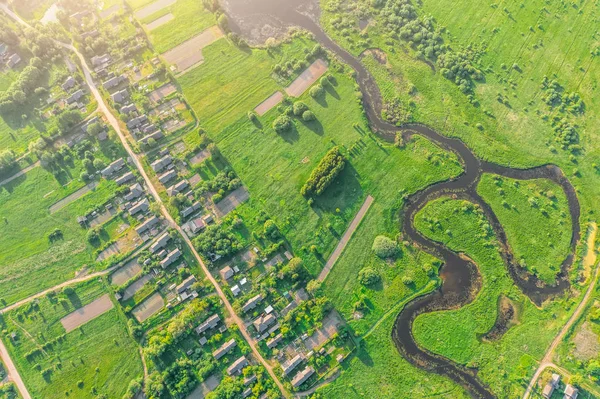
[0,161,40,187]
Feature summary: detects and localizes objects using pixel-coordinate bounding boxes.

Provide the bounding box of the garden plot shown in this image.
[122,274,153,301]
[48,181,98,214]
[163,118,186,132]
[186,374,220,399]
[60,294,114,333]
[88,206,118,227]
[162,26,224,73]
[285,58,328,97]
[214,186,249,217]
[134,0,176,19]
[146,13,174,31]
[303,310,342,350]
[151,98,182,116]
[132,292,164,322]
[147,83,177,104]
[96,230,141,261]
[254,91,284,116]
[110,258,142,286]
[100,3,122,19]
[189,148,211,165]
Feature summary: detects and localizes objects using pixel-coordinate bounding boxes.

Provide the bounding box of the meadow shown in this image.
[0,279,143,399]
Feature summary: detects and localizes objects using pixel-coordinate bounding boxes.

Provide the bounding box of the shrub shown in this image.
[272,115,292,133]
[309,84,324,98]
[372,235,398,258]
[358,267,380,286]
[293,101,309,116]
[302,110,315,122]
[301,146,345,197]
[62,287,74,296]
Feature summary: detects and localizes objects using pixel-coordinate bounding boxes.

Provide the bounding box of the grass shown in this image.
[141,0,216,53]
[411,197,579,397]
[0,279,143,399]
[11,0,54,20]
[477,173,573,284]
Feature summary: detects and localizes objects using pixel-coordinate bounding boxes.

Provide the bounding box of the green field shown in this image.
[477,173,573,284]
[141,0,216,53]
[0,279,143,399]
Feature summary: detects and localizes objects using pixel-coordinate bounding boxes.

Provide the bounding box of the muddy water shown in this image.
[221,1,581,397]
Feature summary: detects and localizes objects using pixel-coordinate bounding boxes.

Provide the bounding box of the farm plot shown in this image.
[285,58,328,97]
[145,13,174,30]
[122,274,153,301]
[60,294,115,333]
[254,91,284,116]
[111,258,143,285]
[186,374,220,399]
[189,148,211,165]
[132,292,164,322]
[48,181,98,214]
[147,83,177,103]
[134,0,176,19]
[303,310,342,350]
[214,186,249,218]
[162,26,224,73]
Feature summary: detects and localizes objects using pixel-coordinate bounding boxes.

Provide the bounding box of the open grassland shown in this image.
[411,197,579,397]
[477,173,572,284]
[0,155,118,306]
[11,0,54,20]
[0,279,143,399]
[141,0,216,53]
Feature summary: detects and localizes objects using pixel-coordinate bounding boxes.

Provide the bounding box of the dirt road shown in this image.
[0,338,31,399]
[0,161,40,187]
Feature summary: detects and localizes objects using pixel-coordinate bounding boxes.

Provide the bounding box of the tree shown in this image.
[93,159,105,170]
[272,115,292,133]
[309,84,324,98]
[358,267,380,286]
[86,228,101,245]
[372,235,398,258]
[302,110,315,122]
[57,110,83,134]
[263,219,280,240]
[293,101,309,116]
[86,122,103,137]
[217,13,229,32]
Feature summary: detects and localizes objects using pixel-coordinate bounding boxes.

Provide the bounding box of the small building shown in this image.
[160,248,182,268]
[158,170,177,185]
[281,354,303,376]
[66,89,84,104]
[231,285,241,297]
[253,314,276,333]
[187,217,207,234]
[542,373,560,399]
[176,275,196,294]
[166,180,189,197]
[139,130,164,144]
[116,171,135,186]
[6,53,21,68]
[151,155,172,172]
[62,76,76,91]
[181,201,201,219]
[111,89,129,103]
[212,338,237,360]
[124,182,144,202]
[264,305,274,314]
[220,266,234,280]
[102,74,126,90]
[129,198,149,215]
[242,388,252,398]
[150,232,170,253]
[120,103,137,115]
[242,294,263,313]
[81,116,100,134]
[198,336,208,346]
[135,215,159,235]
[91,54,111,67]
[291,366,315,388]
[227,356,248,376]
[101,158,125,177]
[244,374,257,386]
[127,115,148,129]
[266,333,283,349]
[195,314,220,334]
[564,384,579,399]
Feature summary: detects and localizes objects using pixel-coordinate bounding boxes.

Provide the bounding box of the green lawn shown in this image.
[0,279,143,399]
[142,0,216,53]
[411,197,579,397]
[477,173,573,284]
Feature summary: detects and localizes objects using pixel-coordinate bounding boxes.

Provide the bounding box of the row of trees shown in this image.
[0,58,46,116]
[301,146,346,198]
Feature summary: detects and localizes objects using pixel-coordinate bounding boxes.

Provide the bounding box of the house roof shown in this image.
[151,155,172,172]
[129,197,149,215]
[227,356,248,375]
[195,314,220,334]
[160,248,181,268]
[252,313,276,333]
[242,294,263,313]
[291,366,315,388]
[150,232,170,253]
[266,333,283,349]
[116,171,135,186]
[281,354,303,375]
[135,215,159,234]
[212,338,237,360]
[176,275,196,293]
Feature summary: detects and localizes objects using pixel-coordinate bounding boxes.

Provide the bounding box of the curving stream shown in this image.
[222,1,581,397]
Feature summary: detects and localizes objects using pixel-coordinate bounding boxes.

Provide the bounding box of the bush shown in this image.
[358,267,380,286]
[309,84,324,98]
[372,235,398,258]
[302,110,315,122]
[86,228,101,245]
[272,115,292,133]
[301,146,345,197]
[292,101,309,116]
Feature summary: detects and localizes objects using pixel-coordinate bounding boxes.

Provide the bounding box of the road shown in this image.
[0,7,290,397]
[522,256,600,399]
[0,337,31,399]
[318,195,374,282]
[0,161,40,187]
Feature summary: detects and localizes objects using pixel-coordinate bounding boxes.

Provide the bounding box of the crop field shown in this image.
[477,174,572,284]
[140,0,216,53]
[0,279,143,399]
[0,152,119,306]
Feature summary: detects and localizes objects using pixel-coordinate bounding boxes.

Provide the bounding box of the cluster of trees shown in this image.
[0,58,47,117]
[194,224,242,258]
[301,146,346,198]
[382,97,413,125]
[372,235,399,258]
[145,358,198,399]
[272,44,323,79]
[195,169,241,203]
[280,296,331,338]
[358,267,380,286]
[0,150,16,175]
[272,114,292,134]
[437,48,483,94]
[552,117,579,151]
[540,77,585,114]
[276,257,308,285]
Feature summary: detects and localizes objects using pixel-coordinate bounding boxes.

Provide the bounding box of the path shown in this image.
[318,195,374,282]
[522,254,600,399]
[0,161,40,187]
[0,338,30,399]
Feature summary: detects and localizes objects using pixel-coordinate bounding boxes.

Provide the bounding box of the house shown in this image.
[266,333,283,349]
[67,89,84,104]
[227,356,248,376]
[181,201,201,219]
[167,180,189,197]
[120,103,137,115]
[253,314,276,333]
[564,385,579,399]
[142,124,158,134]
[281,354,303,376]
[91,54,111,67]
[195,314,220,334]
[129,198,149,215]
[242,294,263,313]
[111,89,129,103]
[176,275,196,294]
[139,130,164,144]
[6,53,21,68]
[291,366,315,388]
[160,248,181,268]
[124,182,144,202]
[127,115,148,129]
[102,74,126,90]
[231,285,241,297]
[81,116,100,133]
[135,215,159,235]
[158,170,177,184]
[220,266,234,280]
[0,43,7,56]
[542,373,560,398]
[212,338,237,360]
[116,171,135,186]
[150,232,170,253]
[244,375,257,386]
[187,217,207,234]
[242,388,252,398]
[151,155,172,172]
[203,213,214,224]
[101,158,125,177]
[62,76,76,91]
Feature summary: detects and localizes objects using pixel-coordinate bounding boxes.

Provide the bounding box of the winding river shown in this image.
[223,1,581,397]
